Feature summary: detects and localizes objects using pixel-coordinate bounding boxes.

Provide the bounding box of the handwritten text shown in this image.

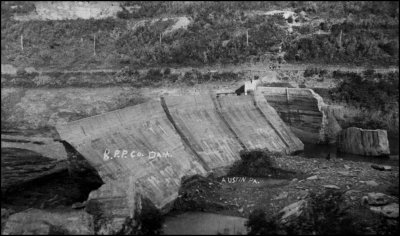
[103,149,171,161]
[220,177,260,184]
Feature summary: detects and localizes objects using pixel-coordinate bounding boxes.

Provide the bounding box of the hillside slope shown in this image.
[1,1,398,70]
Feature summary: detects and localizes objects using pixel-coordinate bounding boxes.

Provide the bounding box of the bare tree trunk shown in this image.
[21,35,24,51]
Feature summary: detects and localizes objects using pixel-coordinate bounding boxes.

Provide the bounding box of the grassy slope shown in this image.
[1,1,398,70]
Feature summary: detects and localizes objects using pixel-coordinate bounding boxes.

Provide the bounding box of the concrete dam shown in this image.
[259,87,342,144]
[56,91,304,222]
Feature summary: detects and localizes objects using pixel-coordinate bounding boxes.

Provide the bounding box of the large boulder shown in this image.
[370,203,399,219]
[337,127,390,156]
[279,200,308,225]
[1,209,94,235]
[362,192,392,206]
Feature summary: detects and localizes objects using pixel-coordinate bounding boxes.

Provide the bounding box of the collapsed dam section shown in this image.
[259,87,342,144]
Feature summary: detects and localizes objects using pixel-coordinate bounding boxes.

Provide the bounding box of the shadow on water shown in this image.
[301,135,399,166]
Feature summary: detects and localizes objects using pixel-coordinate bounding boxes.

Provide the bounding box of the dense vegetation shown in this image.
[0,67,242,88]
[331,70,398,112]
[246,189,397,235]
[1,1,398,69]
[329,70,399,132]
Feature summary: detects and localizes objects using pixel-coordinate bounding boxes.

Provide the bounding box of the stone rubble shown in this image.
[1,209,94,235]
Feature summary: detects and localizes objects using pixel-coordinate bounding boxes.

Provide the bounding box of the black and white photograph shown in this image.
[1,1,399,235]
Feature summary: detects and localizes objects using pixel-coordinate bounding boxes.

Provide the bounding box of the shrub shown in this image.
[286,190,362,235]
[304,67,325,77]
[363,68,376,79]
[166,73,180,83]
[261,82,294,88]
[299,83,307,88]
[228,149,300,179]
[143,68,163,83]
[246,190,367,235]
[344,114,389,130]
[116,8,131,19]
[331,71,398,111]
[163,67,171,75]
[246,209,283,235]
[1,2,398,68]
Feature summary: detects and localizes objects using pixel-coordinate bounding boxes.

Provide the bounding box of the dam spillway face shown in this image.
[258,87,327,143]
[55,92,303,224]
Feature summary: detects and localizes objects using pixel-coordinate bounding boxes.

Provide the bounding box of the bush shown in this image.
[116,8,131,19]
[286,190,363,235]
[166,73,180,83]
[304,67,327,78]
[345,114,389,130]
[247,190,367,235]
[331,71,399,111]
[229,150,273,177]
[246,209,284,235]
[299,83,307,88]
[143,68,163,84]
[261,82,294,88]
[228,150,300,179]
[363,68,376,79]
[163,67,171,75]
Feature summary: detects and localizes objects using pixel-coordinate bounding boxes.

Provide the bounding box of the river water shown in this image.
[162,212,248,235]
[301,135,399,166]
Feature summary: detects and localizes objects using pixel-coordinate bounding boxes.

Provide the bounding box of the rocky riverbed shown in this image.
[164,154,398,234]
[1,147,399,234]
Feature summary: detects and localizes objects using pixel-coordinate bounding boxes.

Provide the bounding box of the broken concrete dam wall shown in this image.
[56,93,303,229]
[258,87,342,144]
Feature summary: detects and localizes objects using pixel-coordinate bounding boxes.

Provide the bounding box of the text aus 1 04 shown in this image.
[103,149,171,161]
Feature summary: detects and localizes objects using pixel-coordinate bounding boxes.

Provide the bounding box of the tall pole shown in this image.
[21,35,24,51]
[93,34,96,56]
[246,29,249,47]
